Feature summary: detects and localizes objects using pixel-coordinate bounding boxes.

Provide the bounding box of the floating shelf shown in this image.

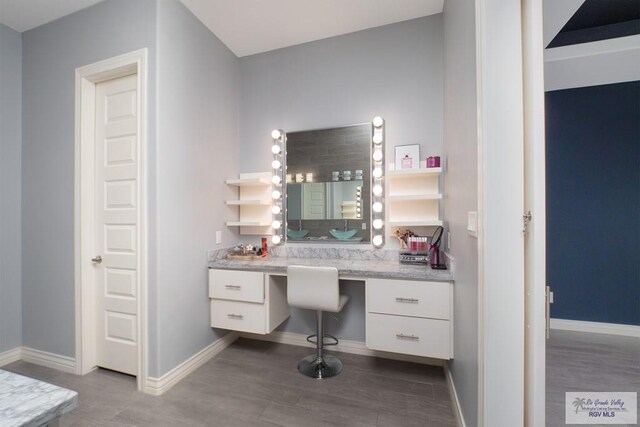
[226,221,271,227]
[225,177,270,186]
[388,220,444,227]
[387,194,442,201]
[388,165,442,176]
[225,200,271,206]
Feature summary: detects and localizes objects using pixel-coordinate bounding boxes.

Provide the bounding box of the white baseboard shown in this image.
[444,364,467,427]
[551,318,640,338]
[239,330,445,367]
[0,347,22,367]
[21,347,77,374]
[144,332,239,396]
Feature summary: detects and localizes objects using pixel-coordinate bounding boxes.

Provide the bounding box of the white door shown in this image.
[93,74,139,376]
[303,183,326,219]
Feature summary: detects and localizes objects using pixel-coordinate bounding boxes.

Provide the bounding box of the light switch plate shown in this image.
[215,231,222,244]
[361,223,367,230]
[467,211,478,238]
[447,232,451,251]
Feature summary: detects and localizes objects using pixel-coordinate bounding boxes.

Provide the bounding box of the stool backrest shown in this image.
[287,265,339,312]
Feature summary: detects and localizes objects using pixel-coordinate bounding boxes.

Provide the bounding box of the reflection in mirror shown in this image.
[285,124,370,243]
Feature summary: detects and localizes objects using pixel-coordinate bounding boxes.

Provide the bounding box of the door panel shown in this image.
[94,74,138,376]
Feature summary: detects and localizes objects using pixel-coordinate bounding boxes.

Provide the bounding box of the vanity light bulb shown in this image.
[271,129,282,139]
[272,235,281,245]
[272,220,281,230]
[373,202,383,213]
[272,175,281,184]
[373,219,383,230]
[373,167,383,178]
[372,133,383,145]
[272,190,281,200]
[271,205,281,215]
[372,235,384,247]
[373,150,383,162]
[372,116,384,128]
[373,184,383,196]
[272,160,281,169]
[271,144,281,154]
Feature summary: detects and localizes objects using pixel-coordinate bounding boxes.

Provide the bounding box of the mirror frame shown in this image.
[269,117,385,247]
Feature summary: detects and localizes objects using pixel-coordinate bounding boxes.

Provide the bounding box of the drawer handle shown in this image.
[395,297,419,303]
[225,285,242,290]
[227,313,244,319]
[396,333,419,341]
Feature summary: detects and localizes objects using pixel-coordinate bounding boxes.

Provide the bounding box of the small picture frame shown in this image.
[394,144,420,170]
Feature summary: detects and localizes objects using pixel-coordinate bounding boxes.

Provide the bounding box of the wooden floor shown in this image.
[546,329,640,427]
[4,338,458,426]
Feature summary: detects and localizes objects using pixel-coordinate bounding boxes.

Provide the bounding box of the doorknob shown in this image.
[91,255,103,264]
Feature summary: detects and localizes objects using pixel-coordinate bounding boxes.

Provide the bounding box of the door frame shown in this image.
[73,49,148,392]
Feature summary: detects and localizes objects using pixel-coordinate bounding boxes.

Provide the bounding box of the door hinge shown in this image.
[523,211,532,233]
[545,285,552,339]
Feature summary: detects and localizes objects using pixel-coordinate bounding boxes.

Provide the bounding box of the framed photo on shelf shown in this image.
[394,144,420,170]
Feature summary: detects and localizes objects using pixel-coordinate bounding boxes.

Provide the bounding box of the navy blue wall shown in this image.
[546,81,640,326]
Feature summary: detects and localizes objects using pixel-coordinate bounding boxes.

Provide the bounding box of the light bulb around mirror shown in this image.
[271,144,281,154]
[271,129,282,139]
[372,116,384,128]
[373,167,383,178]
[272,235,281,245]
[373,202,383,213]
[271,205,281,215]
[373,219,383,230]
[373,132,383,144]
[272,220,281,229]
[272,175,281,184]
[373,184,383,196]
[373,150,383,162]
[272,190,281,200]
[272,160,281,169]
[372,235,383,247]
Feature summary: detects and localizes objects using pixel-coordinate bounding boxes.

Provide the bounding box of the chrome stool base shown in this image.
[298,354,343,379]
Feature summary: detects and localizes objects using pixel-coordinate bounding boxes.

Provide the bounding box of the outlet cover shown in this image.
[361,222,367,230]
[467,211,478,238]
[215,231,222,244]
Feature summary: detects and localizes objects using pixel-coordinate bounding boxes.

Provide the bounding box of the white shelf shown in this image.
[387,166,442,177]
[225,200,271,206]
[387,194,442,201]
[225,177,270,186]
[388,220,443,227]
[226,221,271,227]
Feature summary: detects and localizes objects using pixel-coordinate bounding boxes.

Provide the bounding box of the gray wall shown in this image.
[239,15,443,175]
[154,0,239,377]
[0,23,22,353]
[443,1,479,426]
[21,0,158,357]
[239,15,443,340]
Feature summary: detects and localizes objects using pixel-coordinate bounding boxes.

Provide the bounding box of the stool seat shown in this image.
[287,265,348,379]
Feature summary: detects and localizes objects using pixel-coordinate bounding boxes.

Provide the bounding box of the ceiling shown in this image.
[0,0,443,57]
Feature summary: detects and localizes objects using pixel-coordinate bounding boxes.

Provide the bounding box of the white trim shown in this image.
[239,331,445,367]
[445,364,467,427]
[21,347,76,374]
[550,319,640,338]
[144,332,239,396]
[74,48,149,392]
[0,347,22,367]
[545,35,640,62]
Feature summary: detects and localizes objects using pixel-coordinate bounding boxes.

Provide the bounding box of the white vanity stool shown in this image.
[287,265,350,379]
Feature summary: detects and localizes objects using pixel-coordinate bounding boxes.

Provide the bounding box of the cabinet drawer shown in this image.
[366,313,451,359]
[209,269,264,303]
[366,278,450,320]
[210,299,266,334]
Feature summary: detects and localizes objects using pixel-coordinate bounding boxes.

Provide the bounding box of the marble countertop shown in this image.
[209,256,453,282]
[0,369,78,427]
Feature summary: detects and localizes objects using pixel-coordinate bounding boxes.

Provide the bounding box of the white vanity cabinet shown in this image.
[209,269,289,334]
[365,278,453,359]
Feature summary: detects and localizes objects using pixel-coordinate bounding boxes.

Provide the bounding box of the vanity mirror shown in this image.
[270,119,385,246]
